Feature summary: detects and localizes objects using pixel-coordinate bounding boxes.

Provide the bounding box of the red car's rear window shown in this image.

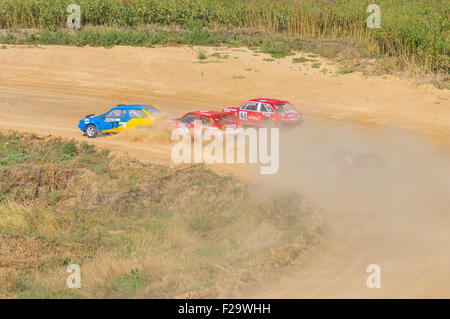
[213,114,235,126]
[274,103,297,113]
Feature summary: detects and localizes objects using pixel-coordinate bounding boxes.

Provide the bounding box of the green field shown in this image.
[0,0,448,74]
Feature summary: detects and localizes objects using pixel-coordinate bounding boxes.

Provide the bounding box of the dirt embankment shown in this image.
[0,45,449,298]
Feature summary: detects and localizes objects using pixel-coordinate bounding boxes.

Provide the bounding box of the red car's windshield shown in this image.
[274,103,297,113]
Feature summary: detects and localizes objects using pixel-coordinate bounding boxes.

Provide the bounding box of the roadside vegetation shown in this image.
[0,0,448,78]
[0,132,320,298]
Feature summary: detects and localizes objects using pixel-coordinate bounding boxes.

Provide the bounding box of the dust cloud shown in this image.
[250,118,450,298]
[113,120,173,144]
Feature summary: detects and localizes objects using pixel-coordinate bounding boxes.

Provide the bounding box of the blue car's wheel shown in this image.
[86,124,98,138]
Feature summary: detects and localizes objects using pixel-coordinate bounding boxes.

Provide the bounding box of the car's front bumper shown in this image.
[78,121,86,132]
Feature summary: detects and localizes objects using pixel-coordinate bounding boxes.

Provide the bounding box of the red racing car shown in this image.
[169,110,242,137]
[222,98,303,126]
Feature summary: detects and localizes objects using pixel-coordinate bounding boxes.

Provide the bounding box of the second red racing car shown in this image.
[222,98,303,127]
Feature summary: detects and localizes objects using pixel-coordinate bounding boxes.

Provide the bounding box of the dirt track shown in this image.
[1,45,450,298]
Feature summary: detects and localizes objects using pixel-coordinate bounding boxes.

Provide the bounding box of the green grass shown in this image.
[0,132,319,298]
[337,66,356,74]
[260,40,295,59]
[211,52,229,59]
[293,57,310,63]
[197,49,207,60]
[109,269,146,297]
[1,26,353,64]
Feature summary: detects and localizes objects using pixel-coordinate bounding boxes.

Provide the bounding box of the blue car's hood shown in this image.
[78,114,104,130]
[80,114,103,122]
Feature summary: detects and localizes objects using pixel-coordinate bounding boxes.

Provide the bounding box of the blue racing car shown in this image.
[78,104,164,138]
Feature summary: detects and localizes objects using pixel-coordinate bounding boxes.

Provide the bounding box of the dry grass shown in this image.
[0,131,321,298]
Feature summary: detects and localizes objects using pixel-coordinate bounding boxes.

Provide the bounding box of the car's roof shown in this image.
[186,110,229,117]
[248,98,288,104]
[111,104,154,110]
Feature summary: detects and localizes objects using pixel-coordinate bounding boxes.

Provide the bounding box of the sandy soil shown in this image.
[1,44,449,298]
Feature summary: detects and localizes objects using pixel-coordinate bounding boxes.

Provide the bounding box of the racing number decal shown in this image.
[239,111,247,121]
[112,119,126,129]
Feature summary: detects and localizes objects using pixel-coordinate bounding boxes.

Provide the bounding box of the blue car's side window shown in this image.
[129,109,148,119]
[105,109,126,119]
[101,109,127,131]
